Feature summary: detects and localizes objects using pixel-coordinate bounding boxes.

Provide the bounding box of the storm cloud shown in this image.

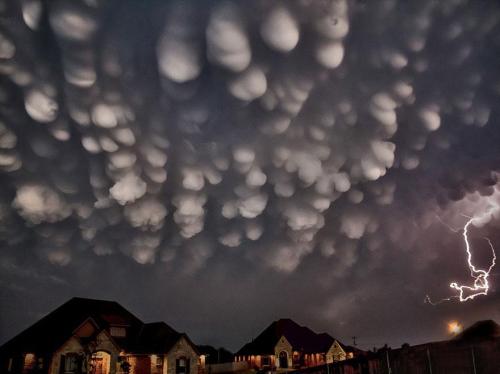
[1,0,500,351]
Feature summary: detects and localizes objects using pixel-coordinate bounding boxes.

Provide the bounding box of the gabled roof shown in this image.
[130,322,181,354]
[333,339,362,355]
[0,297,185,357]
[236,319,339,355]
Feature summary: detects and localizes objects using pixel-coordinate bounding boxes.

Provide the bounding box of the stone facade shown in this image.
[49,330,120,374]
[274,335,293,368]
[6,332,199,374]
[149,354,167,374]
[327,340,347,363]
[166,336,199,374]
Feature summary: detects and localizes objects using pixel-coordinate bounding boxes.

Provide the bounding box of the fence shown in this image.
[289,338,500,374]
[204,361,250,374]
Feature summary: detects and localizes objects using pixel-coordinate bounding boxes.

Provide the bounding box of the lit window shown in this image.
[23,354,36,372]
[156,356,164,367]
[110,326,126,337]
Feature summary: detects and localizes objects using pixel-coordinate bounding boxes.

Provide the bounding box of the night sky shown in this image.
[1,0,500,353]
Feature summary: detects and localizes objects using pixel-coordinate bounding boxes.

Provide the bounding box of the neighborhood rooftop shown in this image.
[1,298,499,374]
[0,297,196,356]
[237,318,343,356]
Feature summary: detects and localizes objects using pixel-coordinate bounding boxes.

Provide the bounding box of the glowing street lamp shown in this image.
[447,321,463,335]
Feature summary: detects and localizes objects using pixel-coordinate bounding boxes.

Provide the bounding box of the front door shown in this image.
[90,352,110,374]
[92,357,104,374]
[279,351,288,369]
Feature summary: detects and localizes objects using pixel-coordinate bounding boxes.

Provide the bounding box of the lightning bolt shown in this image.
[425,212,497,305]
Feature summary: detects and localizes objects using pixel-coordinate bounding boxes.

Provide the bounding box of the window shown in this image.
[23,353,36,373]
[176,357,190,374]
[110,326,126,337]
[60,354,82,374]
[156,356,163,367]
[292,352,304,367]
[261,356,270,366]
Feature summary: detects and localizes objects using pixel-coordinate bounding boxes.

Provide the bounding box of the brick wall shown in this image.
[128,355,151,374]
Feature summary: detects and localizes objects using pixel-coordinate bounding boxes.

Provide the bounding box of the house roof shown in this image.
[236,319,341,355]
[130,322,181,354]
[454,320,500,342]
[0,297,186,357]
[197,345,234,364]
[117,321,199,355]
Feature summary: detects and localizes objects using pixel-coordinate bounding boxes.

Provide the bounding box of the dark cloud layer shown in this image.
[1,0,500,351]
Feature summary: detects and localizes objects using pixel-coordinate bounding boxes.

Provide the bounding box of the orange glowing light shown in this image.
[447,321,463,335]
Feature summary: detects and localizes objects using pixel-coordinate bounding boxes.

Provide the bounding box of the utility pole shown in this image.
[352,336,357,346]
[385,350,392,374]
[471,346,477,374]
[426,348,433,374]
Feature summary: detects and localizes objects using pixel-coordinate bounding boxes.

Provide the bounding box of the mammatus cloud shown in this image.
[0,0,499,286]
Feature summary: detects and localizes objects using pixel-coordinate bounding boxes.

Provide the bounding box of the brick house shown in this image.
[0,298,199,374]
[234,319,359,371]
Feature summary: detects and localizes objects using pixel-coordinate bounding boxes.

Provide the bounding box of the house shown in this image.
[197,346,248,374]
[196,346,233,366]
[0,297,200,374]
[234,319,358,371]
[453,319,500,342]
